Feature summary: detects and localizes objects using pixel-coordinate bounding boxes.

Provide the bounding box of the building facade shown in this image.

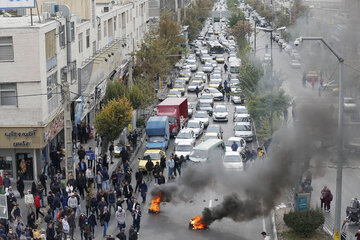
[0,0,149,180]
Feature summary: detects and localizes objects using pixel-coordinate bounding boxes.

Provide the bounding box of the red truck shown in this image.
[157,97,189,137]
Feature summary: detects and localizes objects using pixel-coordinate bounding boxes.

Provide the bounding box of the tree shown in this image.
[228,10,246,28]
[228,20,252,40]
[95,97,133,152]
[284,209,324,237]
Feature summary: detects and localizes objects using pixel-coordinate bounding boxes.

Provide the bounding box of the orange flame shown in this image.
[190,216,207,230]
[149,193,161,213]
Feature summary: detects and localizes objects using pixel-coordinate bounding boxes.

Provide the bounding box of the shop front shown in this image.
[0,111,64,181]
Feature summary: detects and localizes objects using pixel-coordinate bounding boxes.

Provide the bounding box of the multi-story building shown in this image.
[0,0,148,180]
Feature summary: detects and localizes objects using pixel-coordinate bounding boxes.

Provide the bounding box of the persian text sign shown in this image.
[0,0,35,9]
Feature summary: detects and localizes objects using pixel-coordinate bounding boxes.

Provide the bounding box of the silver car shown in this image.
[186,59,198,72]
[202,62,214,73]
[213,105,228,122]
[188,81,205,92]
[175,142,193,158]
[187,120,204,138]
[193,111,210,127]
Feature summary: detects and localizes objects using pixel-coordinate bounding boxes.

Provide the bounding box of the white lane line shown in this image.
[209,199,213,208]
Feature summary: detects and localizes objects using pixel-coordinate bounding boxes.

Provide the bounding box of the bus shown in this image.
[207,41,225,55]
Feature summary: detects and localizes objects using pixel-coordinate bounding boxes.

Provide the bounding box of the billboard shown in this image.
[0,0,35,9]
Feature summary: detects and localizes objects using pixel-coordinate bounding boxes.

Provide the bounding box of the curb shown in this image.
[271,210,278,240]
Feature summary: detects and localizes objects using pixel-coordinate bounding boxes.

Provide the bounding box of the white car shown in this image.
[230,79,240,92]
[234,122,253,141]
[199,93,214,105]
[174,142,193,158]
[203,88,224,101]
[225,137,246,153]
[231,87,242,104]
[289,59,301,69]
[213,105,228,122]
[234,106,248,116]
[223,152,244,171]
[233,114,251,123]
[193,111,210,127]
[186,120,204,138]
[168,89,181,98]
[263,53,271,63]
[174,129,196,146]
[344,98,357,112]
[186,59,198,72]
[202,62,214,73]
[188,81,205,92]
[188,102,194,118]
[210,74,222,82]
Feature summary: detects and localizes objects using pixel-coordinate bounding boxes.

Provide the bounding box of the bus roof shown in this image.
[193,139,223,150]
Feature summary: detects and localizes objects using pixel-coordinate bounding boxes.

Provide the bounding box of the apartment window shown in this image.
[0,84,17,106]
[118,14,121,30]
[47,72,57,100]
[59,25,65,48]
[122,13,126,28]
[78,33,83,53]
[70,61,77,82]
[104,20,107,38]
[126,11,129,23]
[114,16,117,31]
[70,22,75,41]
[45,30,57,71]
[0,37,14,62]
[108,19,113,38]
[86,29,90,48]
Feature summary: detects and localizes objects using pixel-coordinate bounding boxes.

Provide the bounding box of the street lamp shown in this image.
[294,36,344,240]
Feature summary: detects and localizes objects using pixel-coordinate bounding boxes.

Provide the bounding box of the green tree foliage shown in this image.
[284,209,325,238]
[228,20,253,41]
[184,0,213,41]
[227,0,240,12]
[136,11,184,81]
[229,10,246,27]
[94,97,133,151]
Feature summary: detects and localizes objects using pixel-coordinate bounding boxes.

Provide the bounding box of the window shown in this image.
[0,84,17,106]
[0,37,14,62]
[78,33,83,53]
[92,41,96,56]
[45,30,56,60]
[70,61,77,82]
[70,22,75,41]
[118,14,121,30]
[122,13,126,28]
[126,11,129,23]
[86,29,90,48]
[114,16,117,31]
[59,25,65,48]
[47,72,57,100]
[103,20,107,38]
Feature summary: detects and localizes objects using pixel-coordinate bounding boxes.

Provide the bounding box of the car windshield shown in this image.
[168,116,177,125]
[231,80,240,85]
[190,81,200,86]
[143,153,159,160]
[207,127,219,133]
[174,84,183,88]
[215,106,227,112]
[169,90,179,95]
[148,136,166,142]
[191,149,208,159]
[209,88,219,93]
[187,122,200,128]
[230,67,239,73]
[195,112,208,118]
[235,108,248,114]
[226,140,238,147]
[201,94,213,99]
[224,155,241,162]
[212,75,221,79]
[177,132,192,139]
[345,98,355,103]
[210,80,221,85]
[175,145,193,152]
[200,102,211,107]
[235,116,249,122]
[204,135,217,141]
[235,125,251,131]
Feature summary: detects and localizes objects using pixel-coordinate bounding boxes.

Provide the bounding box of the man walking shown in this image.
[195,86,199,98]
[145,159,154,182]
[167,156,175,180]
[115,207,126,233]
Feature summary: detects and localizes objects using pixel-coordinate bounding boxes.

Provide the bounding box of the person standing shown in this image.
[101,167,110,191]
[88,211,97,238]
[207,73,210,83]
[34,195,44,219]
[68,210,76,240]
[109,143,115,164]
[158,172,166,185]
[123,181,133,204]
[108,189,116,214]
[341,219,349,240]
[174,155,181,177]
[195,86,199,98]
[320,186,327,210]
[231,141,239,152]
[86,147,95,169]
[132,205,142,233]
[62,215,70,240]
[153,162,161,185]
[46,222,56,240]
[117,229,127,240]
[134,169,143,193]
[224,63,228,72]
[138,180,147,203]
[261,232,271,240]
[160,155,166,173]
[167,156,175,180]
[100,206,111,237]
[16,176,24,199]
[68,194,78,214]
[115,207,126,233]
[324,188,333,212]
[145,160,154,182]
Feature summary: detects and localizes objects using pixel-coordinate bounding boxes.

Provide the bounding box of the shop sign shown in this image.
[44,111,64,142]
[0,128,43,149]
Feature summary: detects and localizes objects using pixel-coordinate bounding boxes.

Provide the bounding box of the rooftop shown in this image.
[0,15,55,29]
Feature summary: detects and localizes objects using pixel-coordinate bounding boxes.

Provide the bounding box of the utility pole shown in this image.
[62,80,73,179]
[254,20,257,53]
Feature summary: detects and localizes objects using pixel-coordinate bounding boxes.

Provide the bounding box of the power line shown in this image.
[344,62,360,74]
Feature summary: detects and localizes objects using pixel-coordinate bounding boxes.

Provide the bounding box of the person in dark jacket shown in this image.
[123,181,133,203]
[77,173,87,198]
[100,206,111,237]
[134,169,143,193]
[46,222,56,240]
[78,146,86,161]
[27,212,36,229]
[132,205,142,233]
[68,210,76,240]
[129,226,137,240]
[145,160,154,182]
[138,180,147,203]
[117,228,127,240]
[88,210,97,237]
[160,155,166,173]
[153,162,161,185]
[157,172,166,185]
[195,86,199,98]
[78,213,87,240]
[16,176,24,199]
[108,190,116,214]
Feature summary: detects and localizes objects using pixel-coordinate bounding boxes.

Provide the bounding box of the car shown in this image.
[206,124,223,139]
[216,54,225,63]
[193,111,210,127]
[203,88,224,101]
[231,88,242,104]
[186,120,204,138]
[234,122,253,141]
[199,93,214,105]
[234,106,248,116]
[230,79,240,92]
[201,132,221,142]
[344,97,357,112]
[200,53,211,64]
[167,89,181,98]
[213,68,222,75]
[188,102,194,118]
[223,152,244,171]
[225,137,246,153]
[233,114,251,123]
[173,83,186,95]
[210,74,222,82]
[263,53,271,63]
[209,79,222,89]
[209,59,218,68]
[228,53,237,59]
[202,62,214,73]
[213,104,228,122]
[174,129,196,146]
[186,59,198,72]
[188,80,205,92]
[289,59,301,69]
[193,75,206,83]
[290,49,301,60]
[138,149,166,172]
[175,78,186,86]
[113,145,123,158]
[196,101,213,116]
[174,142,193,158]
[179,71,191,84]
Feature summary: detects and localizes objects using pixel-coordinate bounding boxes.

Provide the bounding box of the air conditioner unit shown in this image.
[103,6,109,12]
[42,12,51,21]
[43,2,57,16]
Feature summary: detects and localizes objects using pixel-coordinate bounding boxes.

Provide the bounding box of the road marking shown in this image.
[209,199,213,208]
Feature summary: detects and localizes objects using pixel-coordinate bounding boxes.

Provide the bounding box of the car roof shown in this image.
[227,137,241,142]
[194,139,224,150]
[225,151,241,156]
[188,120,201,124]
[235,122,251,126]
[205,132,218,136]
[179,128,194,134]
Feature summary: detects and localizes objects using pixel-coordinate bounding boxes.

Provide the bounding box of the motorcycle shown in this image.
[346,198,360,223]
